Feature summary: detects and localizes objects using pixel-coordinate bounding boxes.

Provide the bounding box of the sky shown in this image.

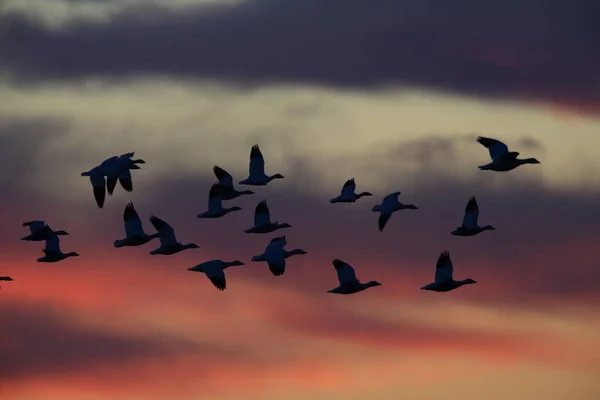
[0,0,599,399]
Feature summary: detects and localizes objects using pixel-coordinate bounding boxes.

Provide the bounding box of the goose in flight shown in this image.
[197,184,243,219]
[188,259,244,291]
[421,251,477,292]
[21,221,69,241]
[114,203,161,247]
[239,145,285,186]
[244,200,292,234]
[148,215,200,255]
[477,136,540,171]
[213,166,255,200]
[36,236,80,263]
[251,235,307,264]
[372,191,418,232]
[451,197,495,236]
[327,259,381,294]
[0,276,13,289]
[330,178,373,203]
[251,236,307,276]
[114,152,145,192]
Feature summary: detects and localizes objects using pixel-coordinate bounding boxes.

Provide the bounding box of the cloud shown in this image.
[0,299,260,382]
[1,0,599,111]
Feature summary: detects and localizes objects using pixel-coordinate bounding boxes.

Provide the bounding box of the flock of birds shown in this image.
[2,136,540,293]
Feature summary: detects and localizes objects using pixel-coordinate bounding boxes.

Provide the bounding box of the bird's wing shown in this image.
[118,168,133,192]
[123,203,144,237]
[44,235,62,254]
[477,136,509,161]
[90,174,106,208]
[266,247,286,276]
[106,174,118,195]
[340,178,356,197]
[149,215,177,245]
[23,220,46,233]
[204,263,227,290]
[378,213,391,232]
[434,251,453,283]
[213,166,233,187]
[381,191,401,214]
[332,259,358,284]
[208,184,223,210]
[462,197,479,228]
[249,145,266,177]
[267,235,287,250]
[254,200,271,226]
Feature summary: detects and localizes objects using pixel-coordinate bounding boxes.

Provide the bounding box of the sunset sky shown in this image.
[1,1,599,399]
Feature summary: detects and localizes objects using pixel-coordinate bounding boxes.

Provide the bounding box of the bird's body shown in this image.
[420,251,477,292]
[451,197,495,236]
[239,145,284,186]
[476,136,540,172]
[148,216,199,255]
[36,236,79,263]
[213,166,255,200]
[188,259,244,291]
[0,276,13,289]
[330,178,373,203]
[114,203,160,247]
[197,184,243,219]
[372,191,418,231]
[244,200,292,234]
[255,235,306,276]
[327,259,381,294]
[21,221,69,241]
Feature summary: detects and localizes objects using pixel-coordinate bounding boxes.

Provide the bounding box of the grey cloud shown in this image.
[0,0,599,109]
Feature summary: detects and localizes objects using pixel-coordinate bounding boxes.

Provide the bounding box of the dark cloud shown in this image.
[1,0,599,109]
[0,300,254,381]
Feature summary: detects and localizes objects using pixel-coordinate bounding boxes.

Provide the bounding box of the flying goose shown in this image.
[477,136,540,171]
[250,236,307,274]
[327,259,382,294]
[451,197,495,236]
[36,236,79,263]
[0,276,13,289]
[213,166,255,200]
[197,184,243,219]
[330,178,373,203]
[21,221,69,241]
[114,203,160,247]
[239,145,285,186]
[188,259,245,291]
[244,200,292,234]
[148,215,199,255]
[372,191,418,231]
[420,251,477,292]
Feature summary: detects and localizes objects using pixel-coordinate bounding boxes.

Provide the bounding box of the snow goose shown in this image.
[420,251,477,292]
[330,178,373,203]
[372,191,418,232]
[197,184,243,219]
[239,145,285,186]
[114,203,160,247]
[327,259,381,294]
[477,136,540,171]
[148,215,199,255]
[244,200,292,234]
[21,221,69,241]
[451,197,495,236]
[36,236,79,263]
[0,276,13,289]
[213,166,255,200]
[188,259,245,291]
[250,235,307,271]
